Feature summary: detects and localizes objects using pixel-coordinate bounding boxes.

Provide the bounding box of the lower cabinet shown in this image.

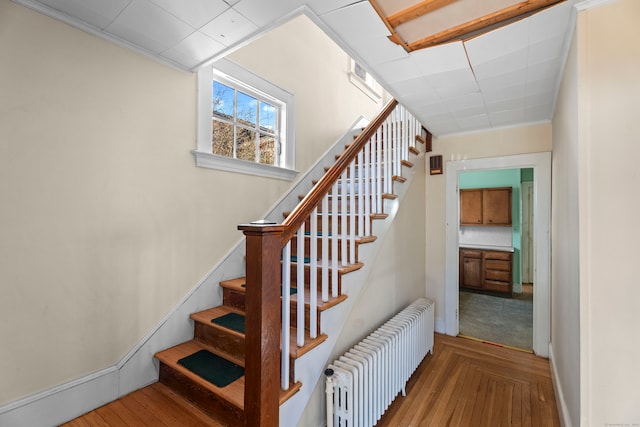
[459,248,513,294]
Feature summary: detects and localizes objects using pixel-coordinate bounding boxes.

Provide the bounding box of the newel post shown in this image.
[238,221,285,427]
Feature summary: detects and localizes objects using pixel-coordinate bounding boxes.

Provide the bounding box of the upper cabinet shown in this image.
[460,187,512,226]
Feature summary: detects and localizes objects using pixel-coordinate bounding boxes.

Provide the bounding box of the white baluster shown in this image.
[364,139,371,236]
[310,208,318,339]
[341,170,348,267]
[296,224,305,347]
[321,194,329,302]
[331,182,338,298]
[349,159,356,264]
[357,149,364,238]
[281,242,291,390]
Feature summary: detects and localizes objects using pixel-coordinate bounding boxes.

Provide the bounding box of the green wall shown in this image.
[459,169,523,287]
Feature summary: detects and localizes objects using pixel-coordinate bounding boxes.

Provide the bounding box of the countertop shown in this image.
[459,244,514,252]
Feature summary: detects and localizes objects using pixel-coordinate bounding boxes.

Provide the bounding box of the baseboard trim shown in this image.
[548,343,573,427]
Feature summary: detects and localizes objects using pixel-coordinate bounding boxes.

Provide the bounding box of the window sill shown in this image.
[192,150,298,181]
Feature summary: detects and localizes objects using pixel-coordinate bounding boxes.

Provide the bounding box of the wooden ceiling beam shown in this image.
[407,0,565,51]
[388,0,458,28]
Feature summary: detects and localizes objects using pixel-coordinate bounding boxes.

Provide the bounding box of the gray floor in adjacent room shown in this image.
[458,287,533,350]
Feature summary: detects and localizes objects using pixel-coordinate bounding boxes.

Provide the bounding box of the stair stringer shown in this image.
[279,150,426,426]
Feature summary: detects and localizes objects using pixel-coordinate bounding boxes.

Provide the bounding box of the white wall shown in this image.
[425,125,552,329]
[576,0,640,424]
[0,2,383,406]
[550,20,581,427]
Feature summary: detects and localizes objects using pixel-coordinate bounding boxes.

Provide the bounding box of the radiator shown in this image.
[325,298,434,427]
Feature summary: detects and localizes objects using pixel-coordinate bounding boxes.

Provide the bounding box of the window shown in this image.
[349,58,382,101]
[194,59,296,180]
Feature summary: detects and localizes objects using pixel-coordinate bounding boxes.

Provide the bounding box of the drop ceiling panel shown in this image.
[149,0,230,29]
[477,69,526,92]
[234,0,301,27]
[321,2,390,45]
[410,42,469,76]
[351,36,409,66]
[34,0,130,29]
[105,0,195,53]
[456,114,491,131]
[463,17,529,64]
[162,31,226,69]
[375,56,424,83]
[304,0,356,16]
[199,8,259,47]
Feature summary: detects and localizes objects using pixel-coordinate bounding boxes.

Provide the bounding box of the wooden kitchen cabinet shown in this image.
[459,248,513,295]
[459,249,482,289]
[460,187,512,226]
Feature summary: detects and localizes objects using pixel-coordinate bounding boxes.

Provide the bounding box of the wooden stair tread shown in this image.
[393,175,407,183]
[218,277,246,292]
[191,306,246,339]
[155,341,301,408]
[155,340,245,409]
[409,146,420,155]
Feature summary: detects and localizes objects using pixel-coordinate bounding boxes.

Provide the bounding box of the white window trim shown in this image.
[193,58,297,180]
[348,58,382,102]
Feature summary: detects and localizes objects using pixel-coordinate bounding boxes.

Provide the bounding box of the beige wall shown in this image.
[0,2,383,405]
[577,0,640,424]
[425,125,552,325]
[550,22,581,426]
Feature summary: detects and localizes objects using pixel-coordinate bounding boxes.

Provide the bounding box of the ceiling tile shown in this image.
[527,36,564,65]
[525,104,553,121]
[351,37,409,66]
[149,0,229,29]
[527,58,562,82]
[464,17,529,65]
[375,56,423,84]
[35,0,130,29]
[445,93,485,111]
[233,0,301,27]
[162,31,226,69]
[200,8,259,47]
[321,2,390,45]
[486,97,525,114]
[105,0,195,53]
[304,0,355,16]
[489,109,525,127]
[410,42,469,76]
[471,48,527,81]
[528,0,573,44]
[452,105,487,120]
[478,69,526,92]
[455,114,491,131]
[482,84,527,104]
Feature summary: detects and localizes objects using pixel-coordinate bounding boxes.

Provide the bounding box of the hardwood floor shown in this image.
[62,382,225,427]
[376,333,560,426]
[63,334,559,426]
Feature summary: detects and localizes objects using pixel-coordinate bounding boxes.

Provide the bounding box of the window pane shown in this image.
[259,134,275,165]
[259,101,276,134]
[212,119,233,157]
[213,81,234,120]
[236,127,256,162]
[237,91,257,127]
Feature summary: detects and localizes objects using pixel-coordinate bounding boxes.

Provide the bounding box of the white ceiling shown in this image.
[15,0,578,136]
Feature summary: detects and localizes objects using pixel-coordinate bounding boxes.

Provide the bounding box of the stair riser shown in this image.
[290,237,359,263]
[159,363,243,426]
[194,323,245,360]
[222,287,320,334]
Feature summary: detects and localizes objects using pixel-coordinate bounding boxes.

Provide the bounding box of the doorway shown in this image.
[457,168,534,350]
[444,153,551,357]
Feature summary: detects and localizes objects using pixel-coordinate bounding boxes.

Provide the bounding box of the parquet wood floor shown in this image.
[376,333,560,426]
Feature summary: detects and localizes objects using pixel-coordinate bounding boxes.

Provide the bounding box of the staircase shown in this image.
[154,99,430,426]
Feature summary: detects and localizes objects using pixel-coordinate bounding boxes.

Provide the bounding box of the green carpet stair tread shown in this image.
[177,349,244,388]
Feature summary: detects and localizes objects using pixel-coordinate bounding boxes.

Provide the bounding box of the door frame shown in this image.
[444,152,551,357]
[521,180,534,284]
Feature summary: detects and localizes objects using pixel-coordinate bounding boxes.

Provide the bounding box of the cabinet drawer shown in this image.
[485,259,510,271]
[485,269,511,282]
[484,280,512,293]
[460,249,482,258]
[484,251,511,261]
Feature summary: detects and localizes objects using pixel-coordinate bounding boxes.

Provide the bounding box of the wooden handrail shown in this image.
[280,99,399,245]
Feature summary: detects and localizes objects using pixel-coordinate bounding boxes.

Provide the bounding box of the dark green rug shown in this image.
[177,349,244,388]
[211,312,246,334]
